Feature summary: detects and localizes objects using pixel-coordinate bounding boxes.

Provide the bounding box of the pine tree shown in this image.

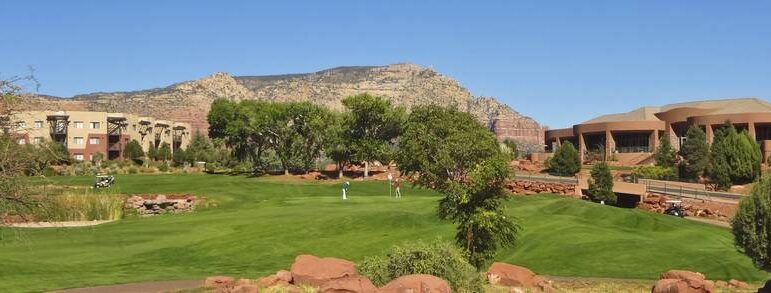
[549,142,581,176]
[655,136,677,168]
[589,162,615,205]
[680,126,709,180]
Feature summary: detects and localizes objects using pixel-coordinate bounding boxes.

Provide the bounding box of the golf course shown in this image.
[0,174,767,292]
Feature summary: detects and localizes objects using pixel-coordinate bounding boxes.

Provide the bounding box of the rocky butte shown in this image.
[20,63,545,148]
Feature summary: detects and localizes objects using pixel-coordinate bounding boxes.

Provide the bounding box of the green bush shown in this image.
[158,162,169,172]
[732,174,771,270]
[680,126,709,180]
[358,240,484,293]
[127,167,138,174]
[709,122,761,189]
[588,162,615,205]
[548,142,581,176]
[654,136,677,168]
[632,165,677,180]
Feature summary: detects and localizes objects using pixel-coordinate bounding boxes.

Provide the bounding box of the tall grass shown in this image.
[34,188,124,222]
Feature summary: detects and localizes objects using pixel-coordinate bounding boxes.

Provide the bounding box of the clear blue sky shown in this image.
[2,1,770,128]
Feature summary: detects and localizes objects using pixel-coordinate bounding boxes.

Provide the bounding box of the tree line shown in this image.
[205,93,519,269]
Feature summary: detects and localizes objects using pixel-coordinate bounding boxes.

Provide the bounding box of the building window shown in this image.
[73,137,84,145]
[33,137,43,144]
[34,121,43,128]
[89,137,100,145]
[90,122,101,129]
[74,154,84,161]
[74,121,84,129]
[17,138,26,145]
[15,121,25,129]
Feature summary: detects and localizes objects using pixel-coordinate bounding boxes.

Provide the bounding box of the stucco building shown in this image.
[545,98,771,165]
[8,110,191,161]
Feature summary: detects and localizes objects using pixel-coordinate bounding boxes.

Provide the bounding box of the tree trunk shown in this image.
[364,161,369,178]
[284,168,289,176]
[338,162,344,179]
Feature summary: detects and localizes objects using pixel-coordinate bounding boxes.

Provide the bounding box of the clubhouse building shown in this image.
[545,98,771,165]
[8,111,191,161]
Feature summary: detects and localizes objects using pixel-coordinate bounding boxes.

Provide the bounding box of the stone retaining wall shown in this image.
[125,194,197,215]
[505,180,578,196]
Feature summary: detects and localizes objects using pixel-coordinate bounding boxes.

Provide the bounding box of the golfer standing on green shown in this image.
[342,181,350,200]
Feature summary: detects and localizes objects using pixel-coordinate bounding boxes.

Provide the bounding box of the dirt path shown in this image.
[3,220,114,228]
[49,280,203,293]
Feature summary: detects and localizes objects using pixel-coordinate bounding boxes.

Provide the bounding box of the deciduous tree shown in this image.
[342,94,405,178]
[397,105,518,269]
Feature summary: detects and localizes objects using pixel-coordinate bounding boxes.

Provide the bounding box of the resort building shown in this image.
[8,111,191,161]
[545,98,771,165]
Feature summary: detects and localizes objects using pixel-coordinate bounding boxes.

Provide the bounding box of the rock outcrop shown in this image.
[21,64,545,144]
[289,255,357,287]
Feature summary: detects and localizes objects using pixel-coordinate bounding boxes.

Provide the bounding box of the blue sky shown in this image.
[2,1,770,128]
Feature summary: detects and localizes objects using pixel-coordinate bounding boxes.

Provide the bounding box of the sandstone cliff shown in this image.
[21,63,545,146]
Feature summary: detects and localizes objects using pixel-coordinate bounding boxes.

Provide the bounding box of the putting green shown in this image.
[0,174,766,292]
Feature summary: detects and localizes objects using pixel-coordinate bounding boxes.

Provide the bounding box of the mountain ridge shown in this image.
[20,63,545,146]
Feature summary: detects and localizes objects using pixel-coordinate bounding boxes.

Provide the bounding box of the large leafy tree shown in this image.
[588,162,615,205]
[342,94,405,178]
[679,126,709,180]
[654,136,677,168]
[323,113,352,178]
[548,142,581,176]
[709,122,761,189]
[208,99,272,170]
[397,105,518,269]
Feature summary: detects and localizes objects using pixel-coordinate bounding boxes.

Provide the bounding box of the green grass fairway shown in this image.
[0,174,767,292]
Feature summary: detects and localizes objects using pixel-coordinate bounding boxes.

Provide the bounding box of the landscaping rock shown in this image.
[729,279,751,289]
[231,284,259,293]
[487,262,537,287]
[205,276,236,289]
[652,270,714,293]
[378,274,451,293]
[290,254,357,286]
[276,269,293,283]
[257,274,289,288]
[319,275,377,293]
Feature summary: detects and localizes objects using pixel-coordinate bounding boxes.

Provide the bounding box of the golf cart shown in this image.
[664,200,685,218]
[94,175,115,188]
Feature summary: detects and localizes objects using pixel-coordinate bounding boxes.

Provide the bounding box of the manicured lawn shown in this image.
[0,174,767,292]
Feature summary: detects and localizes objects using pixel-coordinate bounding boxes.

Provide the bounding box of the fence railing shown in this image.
[642,180,741,202]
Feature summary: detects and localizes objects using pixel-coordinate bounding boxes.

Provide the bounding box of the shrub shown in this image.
[732,174,771,270]
[549,142,581,176]
[124,140,144,165]
[358,240,484,293]
[158,162,169,172]
[632,165,677,180]
[127,167,138,174]
[709,122,761,189]
[680,126,709,180]
[654,136,677,168]
[588,162,615,205]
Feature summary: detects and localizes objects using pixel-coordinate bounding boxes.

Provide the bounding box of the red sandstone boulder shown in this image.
[378,274,451,293]
[487,262,537,287]
[652,270,713,293]
[257,274,290,288]
[290,255,357,286]
[231,284,260,293]
[204,276,236,289]
[728,279,750,289]
[276,269,293,283]
[319,275,377,293]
